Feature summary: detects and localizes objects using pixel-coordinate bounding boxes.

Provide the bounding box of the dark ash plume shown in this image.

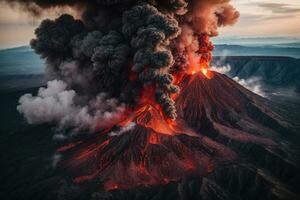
[30,14,84,60]
[8,0,239,128]
[122,3,180,118]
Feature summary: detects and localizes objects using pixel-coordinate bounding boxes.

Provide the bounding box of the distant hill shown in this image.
[212,56,300,88]
[213,45,300,58]
[0,46,44,75]
[0,74,45,92]
[0,46,45,92]
[1,46,300,92]
[272,42,300,48]
[212,36,300,47]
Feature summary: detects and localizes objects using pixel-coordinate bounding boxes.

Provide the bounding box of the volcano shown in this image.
[57,71,293,192]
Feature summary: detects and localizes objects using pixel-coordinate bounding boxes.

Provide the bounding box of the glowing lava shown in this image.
[201,68,208,76]
[186,52,214,79]
[57,75,237,190]
[186,34,214,79]
[56,33,222,190]
[56,71,280,191]
[61,108,236,191]
[55,32,276,192]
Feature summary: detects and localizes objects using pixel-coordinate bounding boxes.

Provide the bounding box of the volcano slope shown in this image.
[54,71,300,200]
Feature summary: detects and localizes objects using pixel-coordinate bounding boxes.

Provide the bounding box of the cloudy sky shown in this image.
[0,0,300,48]
[219,0,300,37]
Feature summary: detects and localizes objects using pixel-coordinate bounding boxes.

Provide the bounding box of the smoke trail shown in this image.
[209,64,266,97]
[7,0,239,129]
[210,64,231,74]
[233,76,266,97]
[108,122,136,137]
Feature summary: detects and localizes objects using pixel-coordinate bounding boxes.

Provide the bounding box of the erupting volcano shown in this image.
[56,69,284,190]
[11,0,291,194]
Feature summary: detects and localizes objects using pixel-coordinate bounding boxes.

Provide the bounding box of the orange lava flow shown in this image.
[57,34,222,191]
[58,77,224,191]
[133,103,196,136]
[187,52,212,79]
[113,90,196,137]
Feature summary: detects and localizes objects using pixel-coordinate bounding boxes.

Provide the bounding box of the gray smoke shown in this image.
[210,64,266,97]
[122,3,180,118]
[233,76,266,97]
[210,64,231,74]
[108,122,136,137]
[17,80,125,132]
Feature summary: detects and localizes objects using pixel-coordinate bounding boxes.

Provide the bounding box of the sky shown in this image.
[219,0,300,37]
[0,0,300,49]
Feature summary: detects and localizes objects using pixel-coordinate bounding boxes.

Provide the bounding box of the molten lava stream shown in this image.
[120,102,197,137]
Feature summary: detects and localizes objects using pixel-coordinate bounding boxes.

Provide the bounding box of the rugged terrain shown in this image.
[1,47,300,200]
[39,72,300,200]
[212,56,300,89]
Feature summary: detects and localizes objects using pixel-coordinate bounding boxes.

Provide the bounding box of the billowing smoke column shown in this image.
[8,0,239,128]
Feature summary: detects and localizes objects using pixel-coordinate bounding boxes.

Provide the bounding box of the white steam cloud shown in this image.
[210,64,266,97]
[17,80,125,133]
[233,76,266,97]
[210,64,231,74]
[108,122,136,137]
[51,153,62,168]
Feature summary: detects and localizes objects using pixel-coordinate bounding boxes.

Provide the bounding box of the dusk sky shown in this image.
[0,0,300,48]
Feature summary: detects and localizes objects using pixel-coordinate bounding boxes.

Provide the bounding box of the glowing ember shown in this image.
[201,68,208,76]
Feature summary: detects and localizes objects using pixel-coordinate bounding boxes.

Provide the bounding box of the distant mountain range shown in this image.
[0,44,299,76]
[0,46,44,75]
[212,56,300,88]
[212,36,300,47]
[0,45,300,92]
[213,45,300,58]
[0,46,45,92]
